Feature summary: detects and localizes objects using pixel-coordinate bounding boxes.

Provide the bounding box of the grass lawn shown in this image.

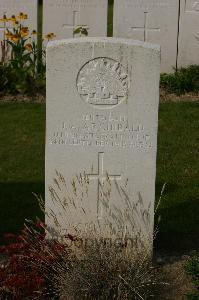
[0,101,198,251]
[156,102,199,251]
[0,103,45,241]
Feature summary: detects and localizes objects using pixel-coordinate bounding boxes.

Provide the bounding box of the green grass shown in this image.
[185,253,199,299]
[0,103,45,239]
[161,65,199,95]
[156,102,199,251]
[0,102,198,250]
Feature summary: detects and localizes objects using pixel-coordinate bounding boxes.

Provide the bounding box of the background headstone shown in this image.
[177,0,199,68]
[46,37,160,243]
[0,0,37,40]
[43,0,108,39]
[113,0,179,73]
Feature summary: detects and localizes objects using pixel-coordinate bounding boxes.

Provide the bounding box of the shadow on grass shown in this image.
[155,232,199,255]
[0,182,44,244]
[156,181,179,195]
[0,180,198,252]
[155,181,199,253]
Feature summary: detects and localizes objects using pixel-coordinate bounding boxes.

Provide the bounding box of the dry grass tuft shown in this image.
[32,172,168,299]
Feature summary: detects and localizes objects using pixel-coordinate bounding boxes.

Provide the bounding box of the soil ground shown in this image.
[154,253,196,300]
[0,89,199,103]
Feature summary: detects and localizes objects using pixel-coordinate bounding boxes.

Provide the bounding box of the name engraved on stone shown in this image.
[76,57,128,109]
[49,113,153,150]
[0,1,34,10]
[48,0,101,9]
[185,0,199,12]
[117,0,177,9]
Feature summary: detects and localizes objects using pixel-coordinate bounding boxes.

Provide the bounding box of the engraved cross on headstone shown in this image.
[131,12,160,42]
[62,10,89,38]
[86,152,122,217]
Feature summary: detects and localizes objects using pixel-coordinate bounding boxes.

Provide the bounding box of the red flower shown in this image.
[0,221,69,298]
[0,246,6,253]
[3,233,16,239]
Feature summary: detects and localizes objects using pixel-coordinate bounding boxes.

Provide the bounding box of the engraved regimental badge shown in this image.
[77,57,128,108]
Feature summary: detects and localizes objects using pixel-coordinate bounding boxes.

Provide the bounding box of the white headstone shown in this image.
[0,0,37,40]
[43,0,108,39]
[46,38,160,244]
[177,0,199,67]
[113,0,179,73]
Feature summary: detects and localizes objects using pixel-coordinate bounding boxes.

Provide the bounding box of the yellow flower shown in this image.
[18,12,28,20]
[5,31,13,39]
[31,30,37,35]
[45,32,56,40]
[11,34,21,43]
[18,12,23,19]
[0,14,9,22]
[50,33,56,38]
[25,43,33,52]
[45,33,51,40]
[20,27,29,37]
[9,15,16,22]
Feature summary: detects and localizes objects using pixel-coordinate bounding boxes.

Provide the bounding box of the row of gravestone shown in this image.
[0,0,199,72]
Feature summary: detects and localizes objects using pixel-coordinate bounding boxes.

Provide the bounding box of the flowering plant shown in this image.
[0,170,167,299]
[0,12,56,95]
[0,221,68,299]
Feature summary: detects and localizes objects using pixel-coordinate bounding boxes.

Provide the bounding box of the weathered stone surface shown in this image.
[46,38,160,243]
[43,0,108,39]
[177,0,199,67]
[113,0,179,73]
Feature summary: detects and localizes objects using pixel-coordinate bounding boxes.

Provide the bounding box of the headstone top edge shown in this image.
[47,37,161,52]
